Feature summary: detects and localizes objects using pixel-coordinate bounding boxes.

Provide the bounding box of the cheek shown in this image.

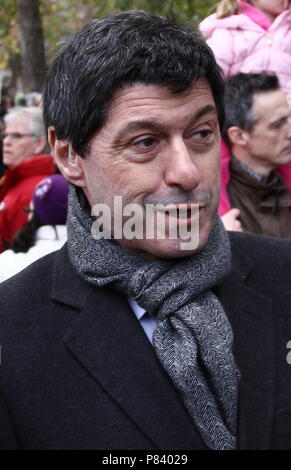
[14,143,28,161]
[199,153,219,183]
[198,155,220,204]
[268,133,283,148]
[101,162,140,199]
[115,160,164,197]
[15,142,25,154]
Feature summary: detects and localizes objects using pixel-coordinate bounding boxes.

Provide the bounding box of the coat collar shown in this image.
[0,155,54,193]
[52,244,206,449]
[52,241,275,449]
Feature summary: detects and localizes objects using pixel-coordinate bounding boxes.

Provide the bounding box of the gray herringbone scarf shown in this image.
[67,185,240,450]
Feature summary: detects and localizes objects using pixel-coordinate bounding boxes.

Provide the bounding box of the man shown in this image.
[223,72,291,237]
[0,107,55,251]
[0,100,8,178]
[0,133,6,179]
[0,11,291,450]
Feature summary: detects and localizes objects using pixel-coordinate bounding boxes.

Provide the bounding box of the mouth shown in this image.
[155,203,203,223]
[282,145,291,153]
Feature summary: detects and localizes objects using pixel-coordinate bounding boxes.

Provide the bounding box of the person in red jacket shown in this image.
[0,107,55,252]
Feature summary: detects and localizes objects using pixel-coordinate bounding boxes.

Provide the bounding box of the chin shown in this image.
[150,242,200,259]
[3,156,11,167]
[118,210,216,260]
[125,228,211,260]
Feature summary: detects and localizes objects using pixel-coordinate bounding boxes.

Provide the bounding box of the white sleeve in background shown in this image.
[0,225,67,282]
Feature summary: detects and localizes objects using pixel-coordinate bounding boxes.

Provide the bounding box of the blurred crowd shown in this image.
[0,91,69,281]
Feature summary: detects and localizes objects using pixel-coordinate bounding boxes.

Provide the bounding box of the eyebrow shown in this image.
[192,104,218,122]
[113,104,218,143]
[269,112,291,128]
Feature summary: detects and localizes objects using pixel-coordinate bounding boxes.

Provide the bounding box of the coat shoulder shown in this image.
[0,246,57,291]
[229,231,291,282]
[229,230,291,257]
[0,247,64,327]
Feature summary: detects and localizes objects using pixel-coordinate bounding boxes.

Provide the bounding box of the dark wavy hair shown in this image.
[43,10,225,157]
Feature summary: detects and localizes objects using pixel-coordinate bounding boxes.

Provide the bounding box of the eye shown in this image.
[273,118,288,130]
[191,129,213,139]
[133,136,156,148]
[127,135,159,162]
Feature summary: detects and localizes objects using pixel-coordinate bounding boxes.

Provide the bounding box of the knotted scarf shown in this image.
[67,185,240,450]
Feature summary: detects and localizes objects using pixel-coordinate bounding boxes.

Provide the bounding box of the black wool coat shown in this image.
[0,232,291,450]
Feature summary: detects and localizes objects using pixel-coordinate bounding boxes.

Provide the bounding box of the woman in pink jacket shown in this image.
[200,0,291,226]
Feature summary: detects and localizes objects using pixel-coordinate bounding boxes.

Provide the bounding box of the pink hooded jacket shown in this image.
[200,3,291,215]
[200,3,291,91]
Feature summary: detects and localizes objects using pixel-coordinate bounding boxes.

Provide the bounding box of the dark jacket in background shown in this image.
[228,156,291,238]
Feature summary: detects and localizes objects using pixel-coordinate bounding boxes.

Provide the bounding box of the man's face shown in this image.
[77,80,221,259]
[3,117,43,168]
[244,89,291,173]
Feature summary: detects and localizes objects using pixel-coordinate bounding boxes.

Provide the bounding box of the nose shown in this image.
[3,133,12,145]
[287,116,291,138]
[164,138,200,191]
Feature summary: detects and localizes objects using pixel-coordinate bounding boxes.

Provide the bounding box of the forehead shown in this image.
[105,79,216,129]
[252,89,290,125]
[5,116,29,132]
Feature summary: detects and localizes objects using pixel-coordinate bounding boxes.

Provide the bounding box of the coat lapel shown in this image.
[52,241,276,450]
[214,243,276,450]
[51,245,206,450]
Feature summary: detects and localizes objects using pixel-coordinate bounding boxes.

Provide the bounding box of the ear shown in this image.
[33,136,47,155]
[227,126,249,147]
[48,126,86,188]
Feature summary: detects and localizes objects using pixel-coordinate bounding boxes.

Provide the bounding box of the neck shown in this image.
[231,145,274,178]
[259,10,276,22]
